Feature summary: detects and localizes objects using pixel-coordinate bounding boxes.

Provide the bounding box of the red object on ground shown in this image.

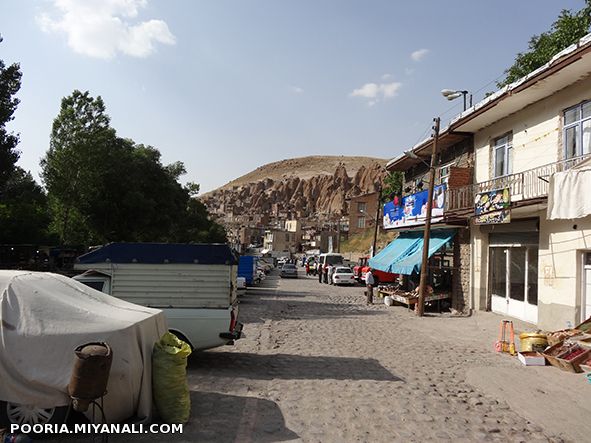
[353,256,398,284]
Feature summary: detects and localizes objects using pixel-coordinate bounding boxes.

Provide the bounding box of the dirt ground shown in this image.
[49,268,591,442]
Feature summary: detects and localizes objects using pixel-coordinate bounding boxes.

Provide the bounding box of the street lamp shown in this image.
[441,89,472,111]
[404,117,441,317]
[404,150,431,168]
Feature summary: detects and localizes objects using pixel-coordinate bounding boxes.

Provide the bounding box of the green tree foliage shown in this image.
[498,1,591,87]
[0,167,53,244]
[41,90,226,244]
[0,55,54,245]
[0,59,22,193]
[381,171,404,202]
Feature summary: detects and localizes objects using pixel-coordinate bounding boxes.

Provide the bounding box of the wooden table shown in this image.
[378,288,450,312]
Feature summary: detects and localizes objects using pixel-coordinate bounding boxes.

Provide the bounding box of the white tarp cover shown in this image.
[547,163,591,220]
[0,271,167,423]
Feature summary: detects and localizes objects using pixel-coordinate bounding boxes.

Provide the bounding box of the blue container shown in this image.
[238,256,258,285]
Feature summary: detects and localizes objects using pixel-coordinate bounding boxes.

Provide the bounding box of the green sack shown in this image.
[152,332,192,423]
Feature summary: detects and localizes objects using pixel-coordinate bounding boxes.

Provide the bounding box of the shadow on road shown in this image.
[185,391,299,443]
[190,352,403,382]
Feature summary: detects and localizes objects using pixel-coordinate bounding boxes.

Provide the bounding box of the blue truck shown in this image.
[238,255,259,286]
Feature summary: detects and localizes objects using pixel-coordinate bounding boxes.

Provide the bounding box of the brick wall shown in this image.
[447,167,473,188]
[348,192,379,235]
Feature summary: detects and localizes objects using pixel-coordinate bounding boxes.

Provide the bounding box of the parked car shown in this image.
[0,270,167,428]
[280,263,298,278]
[332,266,356,285]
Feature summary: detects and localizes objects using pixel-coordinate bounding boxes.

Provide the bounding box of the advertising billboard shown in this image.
[383,184,446,229]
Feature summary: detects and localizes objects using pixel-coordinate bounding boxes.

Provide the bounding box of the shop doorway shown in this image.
[489,246,538,324]
[584,252,591,322]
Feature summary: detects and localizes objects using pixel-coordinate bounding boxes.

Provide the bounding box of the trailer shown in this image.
[73,242,242,351]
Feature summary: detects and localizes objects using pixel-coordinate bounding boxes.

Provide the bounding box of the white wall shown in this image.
[538,215,591,330]
[474,76,591,184]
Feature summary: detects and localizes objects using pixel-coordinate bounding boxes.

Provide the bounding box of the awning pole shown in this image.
[417,117,440,317]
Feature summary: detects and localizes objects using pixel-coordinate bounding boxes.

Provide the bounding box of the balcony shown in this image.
[446,153,591,212]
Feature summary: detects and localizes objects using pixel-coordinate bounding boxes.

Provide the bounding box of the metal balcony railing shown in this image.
[445,153,591,212]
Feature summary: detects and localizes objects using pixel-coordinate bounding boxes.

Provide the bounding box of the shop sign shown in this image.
[475,209,511,225]
[474,188,511,225]
[383,184,446,229]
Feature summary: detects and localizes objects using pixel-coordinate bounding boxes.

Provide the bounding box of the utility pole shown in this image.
[416,117,440,317]
[371,184,382,257]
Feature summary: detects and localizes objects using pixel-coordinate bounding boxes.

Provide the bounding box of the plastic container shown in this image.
[519,332,548,352]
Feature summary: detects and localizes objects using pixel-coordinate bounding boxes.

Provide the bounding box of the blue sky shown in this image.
[0,0,586,192]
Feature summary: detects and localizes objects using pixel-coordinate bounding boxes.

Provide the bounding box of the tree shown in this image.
[498,1,591,87]
[41,90,116,243]
[0,167,53,244]
[41,90,227,245]
[381,171,404,202]
[0,58,22,193]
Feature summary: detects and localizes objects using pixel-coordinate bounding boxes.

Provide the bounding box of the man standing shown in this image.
[365,268,375,305]
[328,264,335,285]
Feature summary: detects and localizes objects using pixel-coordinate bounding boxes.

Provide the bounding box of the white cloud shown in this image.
[350,83,380,99]
[350,81,402,105]
[411,48,429,62]
[37,0,176,59]
[381,73,392,80]
[290,85,304,94]
[404,67,415,76]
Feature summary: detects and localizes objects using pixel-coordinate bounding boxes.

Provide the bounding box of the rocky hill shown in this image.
[201,156,387,220]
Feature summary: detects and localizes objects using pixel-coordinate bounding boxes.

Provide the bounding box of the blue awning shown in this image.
[368,229,456,275]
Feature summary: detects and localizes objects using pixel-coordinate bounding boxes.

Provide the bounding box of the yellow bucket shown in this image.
[519,332,548,352]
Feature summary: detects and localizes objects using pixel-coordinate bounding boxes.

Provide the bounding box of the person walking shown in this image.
[365,268,375,305]
[318,262,323,283]
[305,262,310,276]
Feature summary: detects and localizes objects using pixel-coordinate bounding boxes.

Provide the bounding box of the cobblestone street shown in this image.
[180,269,589,443]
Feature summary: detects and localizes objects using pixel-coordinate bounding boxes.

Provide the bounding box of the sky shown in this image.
[0,0,586,193]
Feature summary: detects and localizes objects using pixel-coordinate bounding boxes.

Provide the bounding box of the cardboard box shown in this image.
[518,351,546,366]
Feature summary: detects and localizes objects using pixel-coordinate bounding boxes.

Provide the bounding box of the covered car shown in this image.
[0,270,167,427]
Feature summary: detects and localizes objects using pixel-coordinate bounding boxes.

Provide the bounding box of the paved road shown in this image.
[182,269,565,443]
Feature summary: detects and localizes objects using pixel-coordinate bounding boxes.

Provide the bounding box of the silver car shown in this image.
[280,263,298,278]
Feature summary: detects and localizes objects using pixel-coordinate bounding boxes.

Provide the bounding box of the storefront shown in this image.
[369,228,467,310]
[488,231,539,324]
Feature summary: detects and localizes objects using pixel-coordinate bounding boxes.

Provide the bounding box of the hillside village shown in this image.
[200,157,386,255]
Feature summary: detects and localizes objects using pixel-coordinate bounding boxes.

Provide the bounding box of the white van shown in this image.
[73,242,242,351]
[318,253,344,269]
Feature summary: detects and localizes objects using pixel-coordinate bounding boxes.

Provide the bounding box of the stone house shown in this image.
[348,192,380,236]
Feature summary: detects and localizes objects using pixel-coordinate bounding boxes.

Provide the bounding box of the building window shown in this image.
[493,133,512,178]
[357,216,366,229]
[564,101,591,159]
[358,202,367,213]
[439,164,451,184]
